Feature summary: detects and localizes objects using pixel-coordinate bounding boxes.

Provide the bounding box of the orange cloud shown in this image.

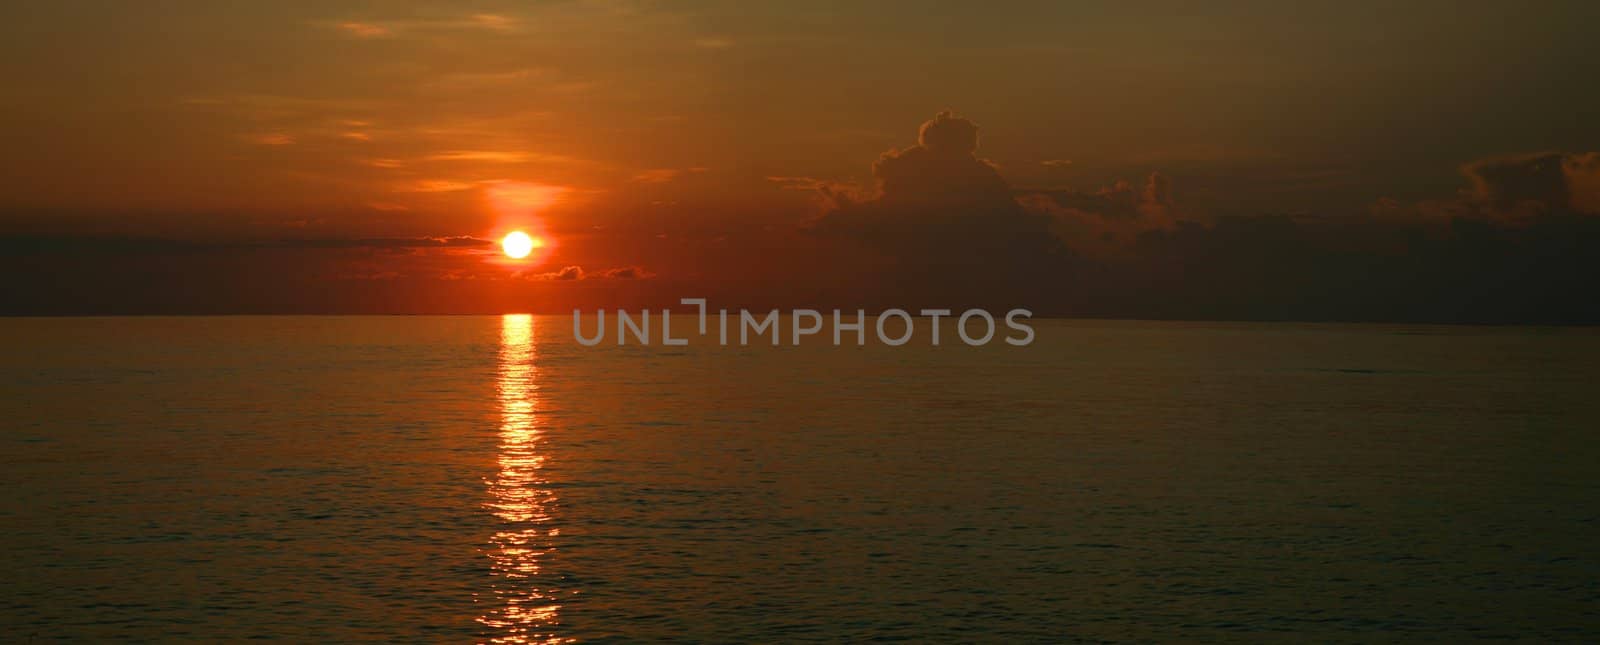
[244,133,295,146]
[520,265,654,281]
[325,14,519,40]
[422,150,584,165]
[486,181,567,214]
[404,179,476,193]
[632,167,707,183]
[337,22,390,38]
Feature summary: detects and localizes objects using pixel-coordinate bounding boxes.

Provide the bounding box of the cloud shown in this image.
[1567,153,1600,214]
[1464,152,1571,219]
[244,133,295,146]
[468,14,517,31]
[1023,172,1175,220]
[632,167,707,183]
[335,270,403,280]
[322,14,520,39]
[1374,151,1600,222]
[403,179,476,192]
[485,181,568,214]
[0,235,492,255]
[870,111,1012,208]
[1464,152,1600,217]
[1015,171,1183,255]
[792,114,1600,321]
[337,22,390,38]
[546,265,585,280]
[597,265,652,279]
[765,175,864,199]
[425,68,548,91]
[283,236,492,250]
[523,264,653,281]
[1080,151,1600,322]
[416,150,589,169]
[807,111,1068,306]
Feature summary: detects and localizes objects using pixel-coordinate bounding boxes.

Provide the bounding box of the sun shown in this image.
[501,231,539,259]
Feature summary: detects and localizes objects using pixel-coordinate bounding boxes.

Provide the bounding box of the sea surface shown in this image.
[2,316,1598,642]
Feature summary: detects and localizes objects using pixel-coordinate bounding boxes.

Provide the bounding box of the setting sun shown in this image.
[501,231,538,259]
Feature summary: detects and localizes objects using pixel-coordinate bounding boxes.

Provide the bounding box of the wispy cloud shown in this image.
[424,68,549,90]
[633,167,707,183]
[402,179,477,193]
[244,133,295,146]
[426,150,533,163]
[423,150,587,165]
[337,22,390,38]
[320,13,521,39]
[0,235,492,254]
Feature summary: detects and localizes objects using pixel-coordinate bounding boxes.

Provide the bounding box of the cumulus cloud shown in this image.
[870,111,1012,209]
[1373,151,1600,222]
[1566,153,1600,214]
[1016,171,1183,255]
[798,114,1600,321]
[1023,172,1176,219]
[1465,152,1572,218]
[546,265,585,280]
[806,111,1187,268]
[807,112,1068,305]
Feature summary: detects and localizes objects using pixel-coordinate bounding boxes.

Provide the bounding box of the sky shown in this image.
[2,1,1598,320]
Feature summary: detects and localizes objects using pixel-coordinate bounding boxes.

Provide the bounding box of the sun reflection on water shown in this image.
[481,314,572,643]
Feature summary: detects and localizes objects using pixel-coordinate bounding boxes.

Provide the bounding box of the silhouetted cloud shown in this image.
[1462,152,1600,219]
[808,111,1067,306]
[546,265,585,280]
[521,264,653,281]
[1369,151,1600,223]
[0,235,492,256]
[800,113,1600,321]
[281,236,493,249]
[597,266,651,279]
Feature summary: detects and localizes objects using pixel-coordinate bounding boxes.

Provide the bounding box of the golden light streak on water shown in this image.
[480,314,572,644]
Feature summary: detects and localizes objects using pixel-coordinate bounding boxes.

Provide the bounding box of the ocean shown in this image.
[2,316,1597,641]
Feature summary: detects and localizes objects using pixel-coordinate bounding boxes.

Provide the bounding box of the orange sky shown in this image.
[2,2,1598,319]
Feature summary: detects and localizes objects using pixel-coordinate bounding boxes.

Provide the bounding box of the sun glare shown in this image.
[502,231,538,259]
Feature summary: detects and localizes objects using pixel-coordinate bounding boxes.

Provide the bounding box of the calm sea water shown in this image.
[1,316,1597,641]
